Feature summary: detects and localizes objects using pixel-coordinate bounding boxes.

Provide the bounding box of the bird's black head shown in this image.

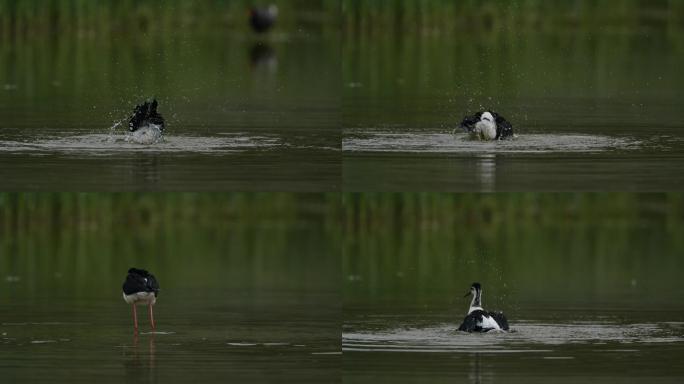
[464,282,482,297]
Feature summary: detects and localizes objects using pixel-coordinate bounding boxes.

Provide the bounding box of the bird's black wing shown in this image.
[123,272,147,295]
[145,272,160,297]
[493,113,514,139]
[123,268,160,296]
[146,99,165,131]
[459,111,484,133]
[488,311,509,331]
[458,310,484,332]
[128,99,165,132]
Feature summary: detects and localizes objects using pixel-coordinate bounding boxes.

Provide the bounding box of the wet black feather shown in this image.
[123,268,160,296]
[458,112,484,133]
[128,99,165,132]
[492,112,514,139]
[458,310,509,332]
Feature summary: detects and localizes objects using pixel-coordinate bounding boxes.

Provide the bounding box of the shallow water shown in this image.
[343,131,643,154]
[0,133,283,155]
[344,318,684,352]
[0,195,341,383]
[343,309,684,383]
[1,294,339,384]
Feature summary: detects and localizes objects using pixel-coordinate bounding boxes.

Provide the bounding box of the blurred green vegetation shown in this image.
[0,1,340,137]
[0,193,341,300]
[0,0,339,38]
[343,193,684,310]
[343,0,684,33]
[342,1,684,131]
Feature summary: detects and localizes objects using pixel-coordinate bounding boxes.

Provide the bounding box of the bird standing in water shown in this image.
[249,5,278,33]
[122,268,160,333]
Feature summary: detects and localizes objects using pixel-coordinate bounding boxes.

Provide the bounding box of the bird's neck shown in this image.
[468,290,482,313]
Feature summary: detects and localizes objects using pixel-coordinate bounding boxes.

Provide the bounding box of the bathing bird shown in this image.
[122,268,160,333]
[249,5,278,33]
[458,282,509,332]
[128,99,165,144]
[459,111,514,140]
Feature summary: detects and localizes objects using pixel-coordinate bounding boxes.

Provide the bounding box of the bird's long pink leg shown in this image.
[132,304,139,333]
[149,304,156,330]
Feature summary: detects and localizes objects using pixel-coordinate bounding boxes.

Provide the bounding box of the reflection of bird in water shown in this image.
[123,268,160,334]
[469,353,482,384]
[478,154,496,192]
[249,5,278,33]
[124,332,156,381]
[249,42,278,73]
[127,99,165,144]
[459,111,514,140]
[458,282,509,332]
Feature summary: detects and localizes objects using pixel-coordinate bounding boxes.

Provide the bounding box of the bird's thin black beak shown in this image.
[463,291,471,297]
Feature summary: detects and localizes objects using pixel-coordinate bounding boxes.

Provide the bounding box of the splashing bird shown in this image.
[458,282,509,332]
[127,99,165,144]
[249,5,278,33]
[123,268,160,333]
[459,111,514,140]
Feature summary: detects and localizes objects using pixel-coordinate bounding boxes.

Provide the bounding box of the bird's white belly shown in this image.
[474,121,497,140]
[123,291,156,305]
[479,315,501,330]
[126,125,163,145]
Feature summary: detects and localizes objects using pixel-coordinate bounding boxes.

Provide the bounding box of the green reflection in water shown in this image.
[1,193,341,299]
[344,20,684,131]
[0,2,340,191]
[344,193,684,311]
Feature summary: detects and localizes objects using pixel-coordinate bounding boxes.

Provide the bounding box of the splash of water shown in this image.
[343,131,641,154]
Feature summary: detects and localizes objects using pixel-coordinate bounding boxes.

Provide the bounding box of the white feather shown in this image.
[123,291,156,305]
[474,112,497,140]
[479,315,502,331]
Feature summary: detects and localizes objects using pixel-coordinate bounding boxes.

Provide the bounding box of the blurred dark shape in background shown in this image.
[249,42,278,74]
[249,4,278,33]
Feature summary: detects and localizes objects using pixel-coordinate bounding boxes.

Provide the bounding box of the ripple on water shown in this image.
[0,133,282,155]
[342,321,684,353]
[342,131,641,154]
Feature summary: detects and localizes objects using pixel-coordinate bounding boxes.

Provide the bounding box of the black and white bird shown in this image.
[458,282,509,332]
[122,268,160,333]
[249,5,278,33]
[127,99,165,144]
[459,111,514,140]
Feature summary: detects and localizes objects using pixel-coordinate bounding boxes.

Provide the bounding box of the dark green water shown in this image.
[0,194,341,383]
[343,193,684,382]
[343,25,684,191]
[0,5,340,191]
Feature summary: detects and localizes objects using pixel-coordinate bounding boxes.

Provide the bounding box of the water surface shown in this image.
[343,27,684,191]
[343,308,684,383]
